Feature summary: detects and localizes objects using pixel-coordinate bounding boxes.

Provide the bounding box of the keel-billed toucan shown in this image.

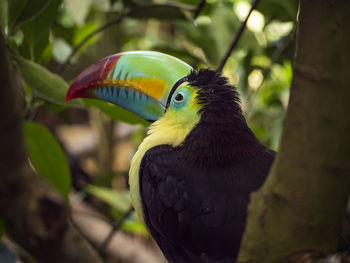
[66,51,275,262]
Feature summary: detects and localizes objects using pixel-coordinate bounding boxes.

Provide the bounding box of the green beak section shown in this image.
[66,51,193,122]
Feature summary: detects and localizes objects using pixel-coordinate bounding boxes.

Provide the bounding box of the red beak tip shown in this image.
[65,88,75,103]
[65,94,71,103]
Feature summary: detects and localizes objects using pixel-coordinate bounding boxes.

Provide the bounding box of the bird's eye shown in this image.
[174,93,184,103]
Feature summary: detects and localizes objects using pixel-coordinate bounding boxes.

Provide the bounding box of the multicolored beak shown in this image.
[66,51,193,122]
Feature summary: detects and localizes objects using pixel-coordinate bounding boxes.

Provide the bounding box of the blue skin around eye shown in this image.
[170,89,189,110]
[95,87,165,122]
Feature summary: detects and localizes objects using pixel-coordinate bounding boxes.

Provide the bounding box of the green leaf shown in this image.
[25,122,71,198]
[0,1,8,31]
[20,29,50,61]
[20,0,61,61]
[83,99,149,126]
[122,220,149,237]
[85,185,131,213]
[257,0,298,22]
[16,55,84,108]
[7,0,28,32]
[130,5,187,20]
[8,0,50,33]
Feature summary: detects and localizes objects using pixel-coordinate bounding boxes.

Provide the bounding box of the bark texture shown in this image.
[238,1,350,262]
[0,31,103,263]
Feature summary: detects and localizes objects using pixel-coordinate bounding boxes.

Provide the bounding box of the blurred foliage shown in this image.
[85,184,131,213]
[85,185,149,236]
[1,0,297,248]
[25,122,72,198]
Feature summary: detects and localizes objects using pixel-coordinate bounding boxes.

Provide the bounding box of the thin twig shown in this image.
[56,2,197,74]
[68,215,99,251]
[5,44,16,56]
[98,207,134,253]
[193,0,206,19]
[216,0,261,72]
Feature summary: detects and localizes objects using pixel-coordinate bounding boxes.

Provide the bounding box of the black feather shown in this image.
[186,69,242,116]
[181,69,265,167]
[140,146,275,263]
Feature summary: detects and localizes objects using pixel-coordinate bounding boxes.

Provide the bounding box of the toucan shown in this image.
[66,51,275,262]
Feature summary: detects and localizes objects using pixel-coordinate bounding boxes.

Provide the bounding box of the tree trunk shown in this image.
[238,1,350,262]
[0,31,103,263]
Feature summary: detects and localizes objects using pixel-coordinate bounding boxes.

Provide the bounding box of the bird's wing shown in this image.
[140,145,275,263]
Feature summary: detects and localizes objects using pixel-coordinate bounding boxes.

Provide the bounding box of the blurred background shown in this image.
[1,0,298,262]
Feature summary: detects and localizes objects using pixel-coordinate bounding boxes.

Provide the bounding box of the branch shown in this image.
[193,0,206,19]
[238,1,350,262]
[71,197,164,263]
[98,207,133,253]
[57,2,197,74]
[0,30,103,263]
[216,0,261,72]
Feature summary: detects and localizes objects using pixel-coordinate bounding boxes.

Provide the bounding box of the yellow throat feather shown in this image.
[129,106,200,222]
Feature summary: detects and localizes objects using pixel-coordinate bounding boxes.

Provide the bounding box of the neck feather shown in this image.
[178,69,265,167]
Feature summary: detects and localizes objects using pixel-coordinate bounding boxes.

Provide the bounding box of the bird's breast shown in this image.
[129,117,198,222]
